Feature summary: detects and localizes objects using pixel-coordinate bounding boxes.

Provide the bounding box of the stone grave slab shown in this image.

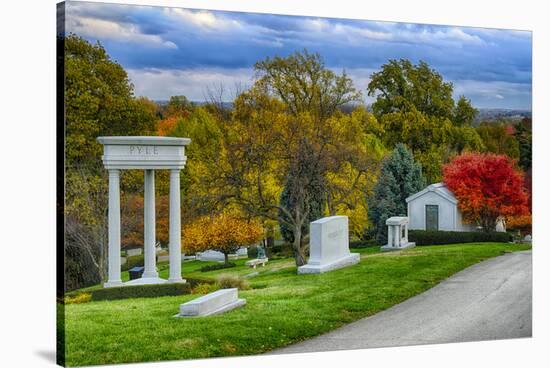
[177,288,246,317]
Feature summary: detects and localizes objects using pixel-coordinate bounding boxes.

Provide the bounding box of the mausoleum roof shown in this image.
[386,216,409,225]
[405,182,458,205]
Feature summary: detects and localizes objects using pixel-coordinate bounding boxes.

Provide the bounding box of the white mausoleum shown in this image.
[406,183,476,232]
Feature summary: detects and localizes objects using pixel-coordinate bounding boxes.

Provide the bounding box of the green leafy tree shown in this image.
[216,51,373,266]
[476,122,520,159]
[368,144,426,244]
[255,50,362,122]
[164,95,194,118]
[64,34,156,167]
[453,96,478,126]
[367,59,482,183]
[63,34,158,289]
[514,118,532,170]
[367,59,456,119]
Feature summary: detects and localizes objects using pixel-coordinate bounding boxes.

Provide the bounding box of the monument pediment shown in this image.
[98,136,191,170]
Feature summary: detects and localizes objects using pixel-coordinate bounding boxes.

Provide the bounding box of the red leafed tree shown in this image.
[443,152,529,231]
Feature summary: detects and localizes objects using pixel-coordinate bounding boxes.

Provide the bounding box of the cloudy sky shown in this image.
[64,1,532,109]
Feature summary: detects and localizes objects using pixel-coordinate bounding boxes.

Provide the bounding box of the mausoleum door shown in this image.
[425,205,439,230]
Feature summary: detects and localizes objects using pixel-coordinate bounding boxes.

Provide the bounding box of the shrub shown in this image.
[64,293,92,304]
[200,262,236,272]
[270,243,293,257]
[409,230,513,246]
[191,283,221,295]
[247,246,258,259]
[91,282,192,301]
[349,239,377,248]
[217,274,250,290]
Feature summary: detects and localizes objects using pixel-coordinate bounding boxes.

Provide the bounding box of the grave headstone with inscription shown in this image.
[297,216,360,274]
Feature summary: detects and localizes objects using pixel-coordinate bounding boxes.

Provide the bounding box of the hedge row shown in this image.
[349,240,377,249]
[409,230,513,246]
[90,278,213,301]
[200,262,236,272]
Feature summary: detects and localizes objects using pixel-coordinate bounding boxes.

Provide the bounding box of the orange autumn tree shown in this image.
[443,152,529,232]
[507,215,532,236]
[183,213,263,264]
[121,194,171,249]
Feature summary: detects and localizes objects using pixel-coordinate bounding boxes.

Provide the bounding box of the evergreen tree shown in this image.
[368,144,426,244]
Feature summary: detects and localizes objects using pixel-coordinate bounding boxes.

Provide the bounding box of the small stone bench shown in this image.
[245,258,268,269]
[177,288,246,317]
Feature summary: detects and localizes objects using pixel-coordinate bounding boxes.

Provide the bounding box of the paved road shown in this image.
[272,250,532,354]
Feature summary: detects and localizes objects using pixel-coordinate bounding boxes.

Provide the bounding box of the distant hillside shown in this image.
[474,108,531,125]
[154,100,531,125]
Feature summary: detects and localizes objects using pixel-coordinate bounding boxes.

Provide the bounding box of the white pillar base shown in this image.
[124,277,168,286]
[142,271,159,279]
[168,278,187,284]
[103,280,123,288]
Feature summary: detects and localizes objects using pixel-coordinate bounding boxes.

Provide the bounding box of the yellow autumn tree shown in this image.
[183,213,264,264]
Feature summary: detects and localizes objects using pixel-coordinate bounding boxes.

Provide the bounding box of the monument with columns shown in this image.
[380,216,416,252]
[97,136,191,287]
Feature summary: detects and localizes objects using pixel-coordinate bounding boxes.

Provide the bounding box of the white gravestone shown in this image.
[298,216,360,274]
[176,288,246,317]
[197,247,248,262]
[197,250,226,262]
[380,216,416,252]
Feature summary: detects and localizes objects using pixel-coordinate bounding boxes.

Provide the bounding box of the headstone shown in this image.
[126,248,142,257]
[129,266,145,280]
[197,250,226,262]
[297,216,360,274]
[176,288,246,317]
[197,248,248,262]
[523,234,532,243]
[381,216,416,252]
[236,247,248,257]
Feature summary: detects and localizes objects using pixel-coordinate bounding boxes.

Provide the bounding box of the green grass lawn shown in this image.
[62,242,531,366]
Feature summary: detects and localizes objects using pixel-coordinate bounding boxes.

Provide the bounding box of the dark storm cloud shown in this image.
[65,1,531,108]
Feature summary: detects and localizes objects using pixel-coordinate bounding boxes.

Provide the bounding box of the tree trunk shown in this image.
[481,215,497,232]
[292,225,307,266]
[224,252,229,264]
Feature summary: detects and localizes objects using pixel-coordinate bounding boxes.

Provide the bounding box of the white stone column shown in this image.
[394,225,400,247]
[404,223,409,243]
[387,225,393,247]
[105,169,122,287]
[168,169,183,282]
[398,224,403,245]
[143,169,158,278]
